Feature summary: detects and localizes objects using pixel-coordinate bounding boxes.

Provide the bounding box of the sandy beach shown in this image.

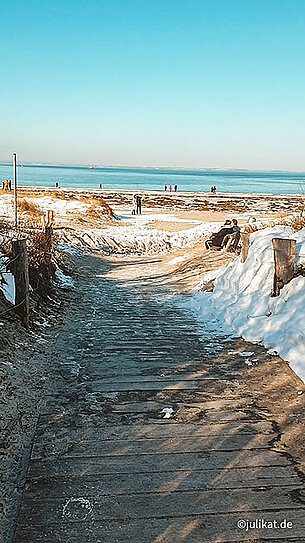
[8,186,304,227]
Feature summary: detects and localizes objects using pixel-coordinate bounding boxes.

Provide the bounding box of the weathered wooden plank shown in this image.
[13,515,305,543]
[31,434,272,460]
[272,238,297,296]
[89,380,224,392]
[88,372,213,383]
[34,421,274,441]
[27,450,290,479]
[23,465,300,500]
[17,488,305,524]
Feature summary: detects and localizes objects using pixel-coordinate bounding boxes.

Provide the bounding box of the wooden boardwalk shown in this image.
[13,255,305,542]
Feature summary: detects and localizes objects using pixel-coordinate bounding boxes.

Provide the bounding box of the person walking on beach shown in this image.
[174,184,178,192]
[169,185,172,192]
[8,180,12,190]
[165,185,167,191]
[135,194,142,215]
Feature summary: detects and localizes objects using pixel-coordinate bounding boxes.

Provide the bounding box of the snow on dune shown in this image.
[184,226,305,382]
[62,216,220,254]
[34,196,89,215]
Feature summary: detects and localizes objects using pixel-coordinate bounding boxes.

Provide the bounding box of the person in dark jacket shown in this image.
[136,195,142,214]
[221,219,241,250]
[205,220,233,250]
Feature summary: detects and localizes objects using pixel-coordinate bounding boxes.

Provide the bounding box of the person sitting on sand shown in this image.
[205,220,233,250]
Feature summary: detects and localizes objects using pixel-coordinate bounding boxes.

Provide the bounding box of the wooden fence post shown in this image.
[240,232,250,263]
[272,238,296,296]
[12,238,29,327]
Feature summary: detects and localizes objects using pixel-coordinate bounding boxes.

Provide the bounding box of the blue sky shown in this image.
[1,0,305,169]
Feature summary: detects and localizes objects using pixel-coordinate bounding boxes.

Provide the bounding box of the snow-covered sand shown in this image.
[1,191,304,383]
[89,214,219,253]
[184,226,305,382]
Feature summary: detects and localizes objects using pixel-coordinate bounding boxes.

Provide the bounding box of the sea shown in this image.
[0,163,305,195]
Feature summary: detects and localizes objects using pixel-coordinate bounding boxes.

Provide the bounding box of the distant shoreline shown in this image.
[1,162,305,176]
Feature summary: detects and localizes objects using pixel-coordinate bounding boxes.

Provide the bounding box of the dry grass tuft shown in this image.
[80,196,115,220]
[275,213,305,231]
[26,230,56,295]
[49,191,74,200]
[87,202,115,221]
[18,199,42,218]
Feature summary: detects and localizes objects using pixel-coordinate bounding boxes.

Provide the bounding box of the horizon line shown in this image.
[1,161,305,175]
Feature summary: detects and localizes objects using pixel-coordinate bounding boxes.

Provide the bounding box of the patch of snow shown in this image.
[168,256,187,265]
[57,243,81,256]
[71,219,219,254]
[30,196,89,215]
[195,266,227,291]
[55,268,74,289]
[62,497,93,520]
[184,226,305,383]
[120,212,201,225]
[1,270,15,304]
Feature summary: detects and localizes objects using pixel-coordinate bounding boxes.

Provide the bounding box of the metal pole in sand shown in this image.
[13,152,18,227]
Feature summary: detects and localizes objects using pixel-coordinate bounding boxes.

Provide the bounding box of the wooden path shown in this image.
[13,255,305,542]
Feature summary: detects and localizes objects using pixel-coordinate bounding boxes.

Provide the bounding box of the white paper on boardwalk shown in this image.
[185,226,305,383]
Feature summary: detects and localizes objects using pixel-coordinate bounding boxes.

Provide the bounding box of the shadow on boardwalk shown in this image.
[12,254,305,543]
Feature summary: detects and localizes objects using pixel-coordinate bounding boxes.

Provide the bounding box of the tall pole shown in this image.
[13,152,18,227]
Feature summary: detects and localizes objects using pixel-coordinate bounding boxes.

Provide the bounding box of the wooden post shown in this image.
[46,210,54,227]
[272,238,296,296]
[12,239,29,327]
[240,232,250,263]
[44,216,54,286]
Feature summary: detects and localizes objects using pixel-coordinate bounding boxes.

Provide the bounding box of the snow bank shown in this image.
[55,268,74,289]
[60,215,219,254]
[185,226,305,382]
[1,273,15,304]
[0,257,15,304]
[32,196,89,215]
[85,219,218,254]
